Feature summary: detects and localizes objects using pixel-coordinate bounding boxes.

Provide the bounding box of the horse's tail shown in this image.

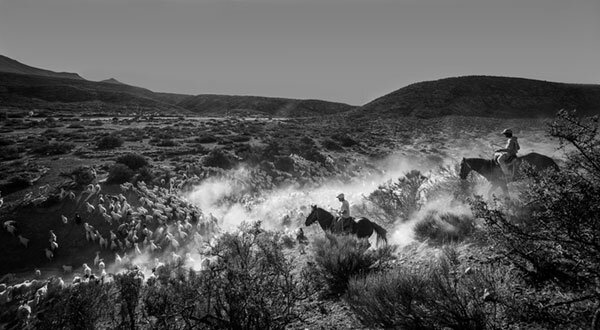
[371,222,388,246]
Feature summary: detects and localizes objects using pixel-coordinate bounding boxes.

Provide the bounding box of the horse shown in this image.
[304,205,388,245]
[459,152,559,197]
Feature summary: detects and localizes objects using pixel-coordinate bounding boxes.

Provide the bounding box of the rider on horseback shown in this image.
[494,128,520,180]
[336,193,352,232]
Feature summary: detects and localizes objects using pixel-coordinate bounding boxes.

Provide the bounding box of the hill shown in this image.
[353,76,600,118]
[0,71,189,114]
[178,94,356,117]
[0,55,84,80]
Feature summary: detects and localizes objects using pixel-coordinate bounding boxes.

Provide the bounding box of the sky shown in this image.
[0,0,598,105]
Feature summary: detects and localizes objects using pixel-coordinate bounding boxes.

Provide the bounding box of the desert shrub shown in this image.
[151,138,178,147]
[331,133,358,147]
[274,155,295,172]
[470,110,600,328]
[107,163,135,184]
[134,166,153,184]
[413,210,476,244]
[0,174,31,194]
[202,149,234,169]
[301,147,327,164]
[143,222,309,329]
[30,141,74,155]
[356,170,428,225]
[311,233,395,295]
[0,137,16,146]
[322,138,343,151]
[195,135,218,144]
[33,280,116,330]
[346,248,508,330]
[96,135,123,149]
[116,153,149,170]
[114,270,144,329]
[0,145,23,160]
[65,166,96,186]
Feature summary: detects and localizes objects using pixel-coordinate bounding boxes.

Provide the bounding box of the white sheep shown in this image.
[94,251,101,266]
[61,215,68,224]
[45,248,54,260]
[18,235,29,248]
[82,263,92,277]
[98,259,105,271]
[50,240,58,251]
[49,230,57,242]
[3,220,16,235]
[85,202,95,213]
[115,253,123,265]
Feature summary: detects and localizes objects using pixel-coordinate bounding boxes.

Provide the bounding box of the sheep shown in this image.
[115,253,123,265]
[17,302,31,321]
[134,243,142,256]
[50,240,58,251]
[110,240,118,251]
[3,220,17,235]
[49,230,57,242]
[34,269,41,278]
[172,252,182,263]
[98,260,105,271]
[82,263,92,277]
[98,205,107,214]
[0,286,13,305]
[85,202,95,213]
[99,236,108,249]
[99,194,105,204]
[61,215,68,224]
[18,235,29,248]
[45,248,54,260]
[62,265,73,273]
[94,251,101,266]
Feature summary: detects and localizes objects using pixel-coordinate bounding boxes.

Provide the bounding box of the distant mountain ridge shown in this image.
[1,54,599,118]
[354,76,600,118]
[0,55,84,80]
[178,94,356,117]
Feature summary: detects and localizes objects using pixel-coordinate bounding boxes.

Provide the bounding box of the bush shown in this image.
[0,145,23,160]
[332,133,358,147]
[66,166,96,186]
[32,280,115,329]
[274,155,295,172]
[202,149,234,169]
[311,233,394,295]
[469,110,600,328]
[96,135,123,149]
[0,174,31,194]
[413,210,476,244]
[107,163,135,184]
[346,248,507,330]
[195,135,217,144]
[143,222,309,329]
[31,142,74,155]
[116,153,148,170]
[322,138,343,151]
[356,170,428,225]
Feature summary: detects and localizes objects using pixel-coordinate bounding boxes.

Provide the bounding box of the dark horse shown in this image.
[459,152,559,196]
[304,205,388,245]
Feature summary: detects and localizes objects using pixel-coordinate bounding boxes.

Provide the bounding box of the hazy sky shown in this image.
[0,0,598,105]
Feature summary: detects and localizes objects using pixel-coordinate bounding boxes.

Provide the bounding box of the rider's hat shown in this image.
[501,128,513,135]
[336,193,344,199]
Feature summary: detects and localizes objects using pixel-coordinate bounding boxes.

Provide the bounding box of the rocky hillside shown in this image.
[353,76,600,118]
[0,55,83,80]
[177,94,356,117]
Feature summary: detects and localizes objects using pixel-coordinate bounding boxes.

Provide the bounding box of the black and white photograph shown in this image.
[0,0,599,328]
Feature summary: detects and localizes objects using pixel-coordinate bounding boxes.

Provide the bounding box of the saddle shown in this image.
[335,217,356,233]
